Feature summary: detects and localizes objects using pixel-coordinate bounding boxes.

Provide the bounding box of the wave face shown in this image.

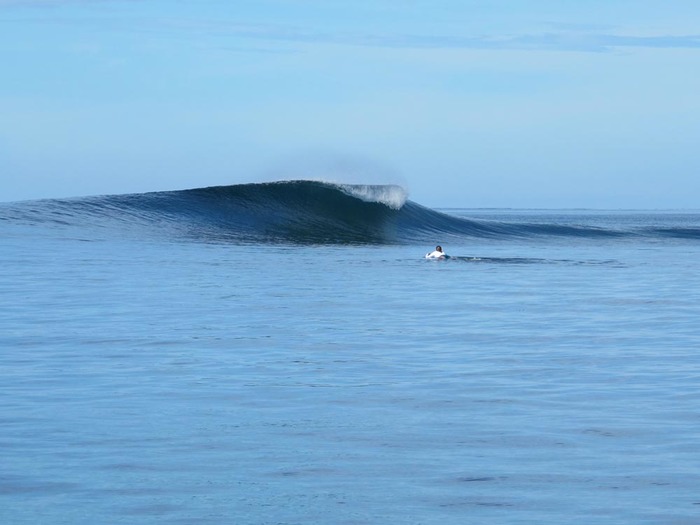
[2,180,700,244]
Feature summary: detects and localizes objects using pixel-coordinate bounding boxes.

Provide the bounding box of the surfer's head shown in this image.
[436,245,443,252]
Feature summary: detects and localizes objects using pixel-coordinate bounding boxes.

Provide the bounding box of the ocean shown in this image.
[2,180,699,524]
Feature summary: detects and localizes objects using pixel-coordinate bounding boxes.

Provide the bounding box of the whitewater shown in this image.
[2,181,700,524]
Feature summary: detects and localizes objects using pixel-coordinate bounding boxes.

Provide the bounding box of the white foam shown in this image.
[336,184,408,210]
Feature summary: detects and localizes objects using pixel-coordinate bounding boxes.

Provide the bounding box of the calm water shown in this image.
[2,208,700,524]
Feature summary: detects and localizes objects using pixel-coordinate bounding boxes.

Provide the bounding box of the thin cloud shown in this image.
[161,20,700,53]
[3,4,700,54]
[0,0,86,5]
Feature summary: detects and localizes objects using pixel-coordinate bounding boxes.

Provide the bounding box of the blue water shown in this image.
[2,185,700,524]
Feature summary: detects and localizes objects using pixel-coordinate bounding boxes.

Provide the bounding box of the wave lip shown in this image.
[336,183,408,210]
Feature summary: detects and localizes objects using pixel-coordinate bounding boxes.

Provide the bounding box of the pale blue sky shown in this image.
[2,0,699,207]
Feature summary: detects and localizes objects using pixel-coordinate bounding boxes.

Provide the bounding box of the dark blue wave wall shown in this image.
[2,180,699,244]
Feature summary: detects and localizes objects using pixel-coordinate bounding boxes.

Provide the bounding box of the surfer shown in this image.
[425,245,446,259]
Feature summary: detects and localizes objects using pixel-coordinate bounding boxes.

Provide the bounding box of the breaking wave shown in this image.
[2,180,699,244]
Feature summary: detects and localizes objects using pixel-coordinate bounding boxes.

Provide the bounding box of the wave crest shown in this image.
[336,183,408,210]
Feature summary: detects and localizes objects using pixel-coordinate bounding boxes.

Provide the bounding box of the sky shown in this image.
[1,0,700,208]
